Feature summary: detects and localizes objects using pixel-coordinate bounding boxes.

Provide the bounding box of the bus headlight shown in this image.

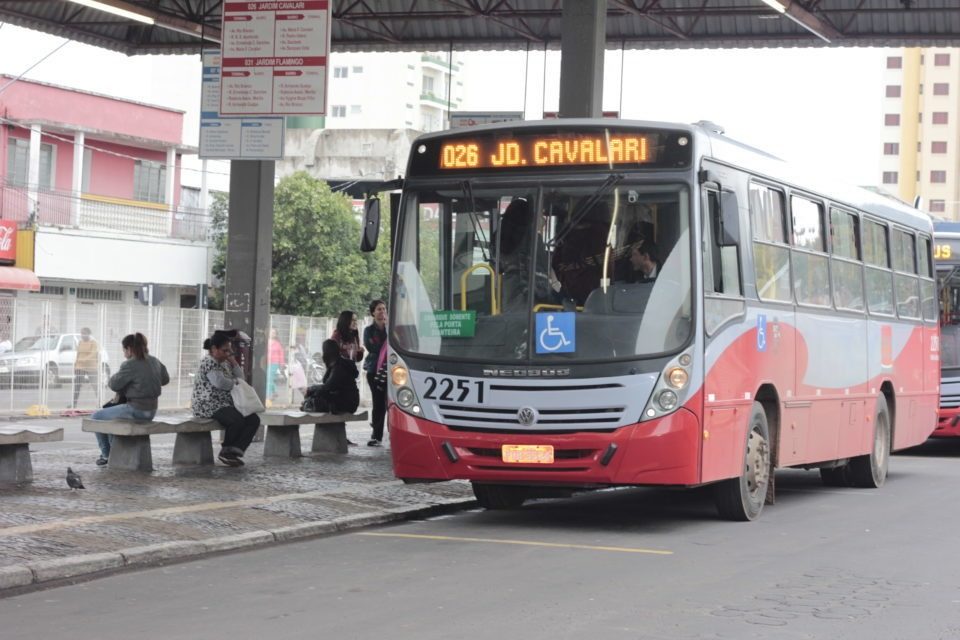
[657,390,678,411]
[666,367,688,389]
[641,348,696,422]
[391,365,409,387]
[397,387,416,408]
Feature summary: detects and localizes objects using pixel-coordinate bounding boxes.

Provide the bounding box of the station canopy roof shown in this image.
[0,0,955,56]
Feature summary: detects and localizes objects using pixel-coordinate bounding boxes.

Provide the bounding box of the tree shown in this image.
[209,172,391,317]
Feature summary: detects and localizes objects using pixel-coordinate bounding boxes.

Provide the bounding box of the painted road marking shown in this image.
[358,532,673,555]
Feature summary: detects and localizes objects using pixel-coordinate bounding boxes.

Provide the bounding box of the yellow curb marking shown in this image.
[0,481,407,537]
[358,532,673,555]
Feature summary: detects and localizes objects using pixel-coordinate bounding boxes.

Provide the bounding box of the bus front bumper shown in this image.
[388,405,701,487]
[934,407,960,437]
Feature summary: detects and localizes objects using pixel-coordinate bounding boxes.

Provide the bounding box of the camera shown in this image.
[627,190,639,204]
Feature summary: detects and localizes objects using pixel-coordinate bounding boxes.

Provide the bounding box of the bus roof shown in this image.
[410,119,932,233]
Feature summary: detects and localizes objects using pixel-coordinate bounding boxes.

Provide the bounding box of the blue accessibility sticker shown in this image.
[536,312,575,354]
[757,314,767,352]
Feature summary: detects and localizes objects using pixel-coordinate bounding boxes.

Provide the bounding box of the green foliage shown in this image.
[208,191,229,310]
[209,172,392,317]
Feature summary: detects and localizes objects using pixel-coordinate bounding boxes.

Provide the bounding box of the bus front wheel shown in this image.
[715,401,771,521]
[472,483,526,510]
[848,395,890,489]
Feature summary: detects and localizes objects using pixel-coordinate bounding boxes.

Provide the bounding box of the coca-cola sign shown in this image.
[0,221,17,265]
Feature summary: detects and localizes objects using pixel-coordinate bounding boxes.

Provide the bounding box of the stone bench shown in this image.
[82,410,370,471]
[82,417,218,472]
[260,410,369,457]
[0,425,64,484]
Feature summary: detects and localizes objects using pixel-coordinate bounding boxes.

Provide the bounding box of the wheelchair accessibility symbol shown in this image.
[757,314,767,352]
[536,312,575,354]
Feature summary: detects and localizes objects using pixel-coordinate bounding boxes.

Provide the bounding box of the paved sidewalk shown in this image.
[0,415,474,594]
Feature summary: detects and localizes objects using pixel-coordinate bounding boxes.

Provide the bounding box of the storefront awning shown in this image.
[0,266,40,291]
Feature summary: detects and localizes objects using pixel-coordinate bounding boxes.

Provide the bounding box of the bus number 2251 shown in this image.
[422,377,484,403]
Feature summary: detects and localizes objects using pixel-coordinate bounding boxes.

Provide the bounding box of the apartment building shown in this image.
[881,48,960,219]
[279,52,464,183]
[0,76,213,311]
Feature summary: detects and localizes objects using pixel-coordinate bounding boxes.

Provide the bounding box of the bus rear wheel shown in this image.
[848,395,890,489]
[471,483,527,510]
[715,401,771,521]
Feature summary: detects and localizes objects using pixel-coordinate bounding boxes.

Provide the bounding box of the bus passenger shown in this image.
[332,310,365,362]
[362,299,388,447]
[192,331,260,467]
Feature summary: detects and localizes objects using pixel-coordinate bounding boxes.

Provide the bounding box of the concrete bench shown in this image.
[82,417,218,472]
[0,425,64,484]
[259,410,369,457]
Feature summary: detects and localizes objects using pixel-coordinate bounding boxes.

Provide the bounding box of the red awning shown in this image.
[0,267,40,291]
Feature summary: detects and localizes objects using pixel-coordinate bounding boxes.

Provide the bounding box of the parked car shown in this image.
[0,334,110,387]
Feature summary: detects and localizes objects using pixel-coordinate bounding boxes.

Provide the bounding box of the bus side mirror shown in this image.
[360,197,381,252]
[718,191,741,246]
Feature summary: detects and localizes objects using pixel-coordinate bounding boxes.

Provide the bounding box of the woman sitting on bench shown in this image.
[91,333,170,466]
[302,339,360,414]
[191,331,261,467]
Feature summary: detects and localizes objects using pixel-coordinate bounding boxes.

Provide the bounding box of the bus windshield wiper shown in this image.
[460,179,490,262]
[547,173,623,249]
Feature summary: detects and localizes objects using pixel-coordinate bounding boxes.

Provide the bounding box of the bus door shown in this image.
[701,183,748,482]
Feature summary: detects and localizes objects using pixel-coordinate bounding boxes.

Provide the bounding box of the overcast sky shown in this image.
[0,23,892,191]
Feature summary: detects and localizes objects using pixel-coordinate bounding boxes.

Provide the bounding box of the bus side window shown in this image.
[705,189,742,297]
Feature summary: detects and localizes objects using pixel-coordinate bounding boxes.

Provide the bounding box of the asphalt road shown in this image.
[3,439,960,640]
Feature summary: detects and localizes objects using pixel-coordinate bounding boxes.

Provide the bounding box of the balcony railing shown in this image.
[421,54,461,72]
[0,180,212,241]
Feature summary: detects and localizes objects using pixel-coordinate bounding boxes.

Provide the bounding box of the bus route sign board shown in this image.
[199,50,285,160]
[220,1,331,116]
[421,311,476,338]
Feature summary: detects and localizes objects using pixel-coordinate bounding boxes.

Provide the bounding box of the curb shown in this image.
[0,496,475,597]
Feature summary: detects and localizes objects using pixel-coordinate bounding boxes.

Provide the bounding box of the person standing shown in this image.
[265,327,286,401]
[73,327,100,409]
[89,333,169,465]
[331,310,364,362]
[362,299,388,447]
[192,331,260,467]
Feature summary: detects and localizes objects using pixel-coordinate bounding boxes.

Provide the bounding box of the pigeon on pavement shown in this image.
[66,467,85,490]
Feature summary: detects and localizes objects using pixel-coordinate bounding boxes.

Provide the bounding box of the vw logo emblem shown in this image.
[517,406,537,426]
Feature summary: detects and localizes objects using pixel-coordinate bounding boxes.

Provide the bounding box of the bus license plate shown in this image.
[502,444,554,464]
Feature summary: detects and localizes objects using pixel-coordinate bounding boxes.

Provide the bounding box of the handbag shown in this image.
[231,379,266,416]
[102,393,126,409]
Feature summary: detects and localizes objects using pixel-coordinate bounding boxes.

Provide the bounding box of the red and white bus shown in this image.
[362,119,939,520]
[933,221,960,436]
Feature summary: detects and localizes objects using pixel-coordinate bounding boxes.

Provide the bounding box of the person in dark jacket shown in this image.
[362,299,388,446]
[90,333,170,465]
[304,339,360,414]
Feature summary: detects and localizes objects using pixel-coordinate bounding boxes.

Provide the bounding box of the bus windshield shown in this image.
[939,266,960,372]
[391,180,691,362]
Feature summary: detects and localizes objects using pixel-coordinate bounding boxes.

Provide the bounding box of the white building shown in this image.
[279,52,465,183]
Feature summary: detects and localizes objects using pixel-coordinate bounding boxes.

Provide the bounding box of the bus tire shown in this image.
[848,395,890,489]
[715,401,771,521]
[472,483,526,510]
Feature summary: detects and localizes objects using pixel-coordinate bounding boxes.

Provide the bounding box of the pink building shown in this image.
[0,76,212,307]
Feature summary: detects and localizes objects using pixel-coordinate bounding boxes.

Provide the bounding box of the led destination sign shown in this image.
[408,127,691,176]
[935,239,960,261]
[441,135,649,169]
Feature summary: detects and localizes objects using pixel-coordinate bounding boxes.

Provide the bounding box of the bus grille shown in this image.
[941,376,960,409]
[437,403,625,430]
